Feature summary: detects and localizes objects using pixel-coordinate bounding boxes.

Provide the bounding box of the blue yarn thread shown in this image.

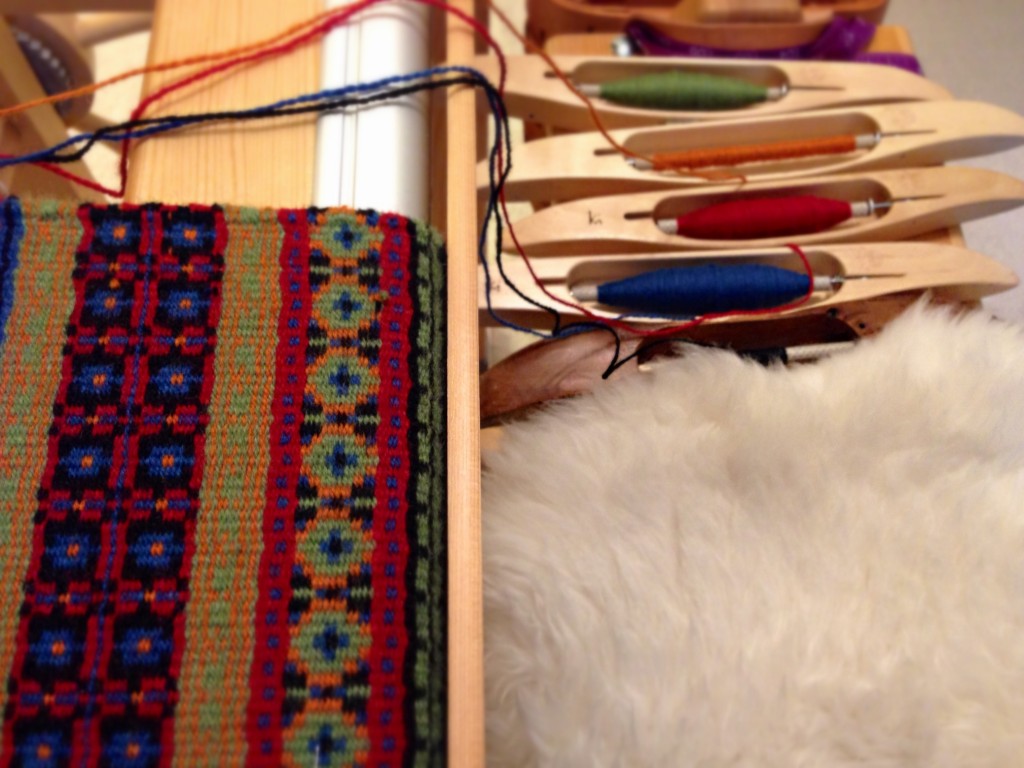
[0,65,490,169]
[596,264,812,316]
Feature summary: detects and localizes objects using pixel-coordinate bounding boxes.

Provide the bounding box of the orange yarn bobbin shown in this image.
[649,134,862,170]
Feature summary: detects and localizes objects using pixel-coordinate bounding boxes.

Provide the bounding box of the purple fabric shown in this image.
[625,17,923,74]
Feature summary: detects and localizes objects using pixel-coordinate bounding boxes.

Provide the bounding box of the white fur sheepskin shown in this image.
[483,305,1024,767]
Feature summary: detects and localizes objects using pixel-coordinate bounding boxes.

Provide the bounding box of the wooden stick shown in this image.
[638,2,832,47]
[480,242,1018,325]
[491,101,1024,203]
[477,54,950,130]
[525,0,888,48]
[0,0,153,10]
[445,1,485,766]
[695,0,802,23]
[481,330,646,426]
[479,289,939,427]
[502,167,1024,254]
[541,22,910,58]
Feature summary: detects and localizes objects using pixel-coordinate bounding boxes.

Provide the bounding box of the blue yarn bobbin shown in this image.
[595,264,812,316]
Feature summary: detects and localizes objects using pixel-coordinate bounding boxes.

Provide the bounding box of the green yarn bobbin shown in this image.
[598,71,772,111]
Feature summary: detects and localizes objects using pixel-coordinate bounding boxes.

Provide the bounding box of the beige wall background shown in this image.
[886,0,1024,321]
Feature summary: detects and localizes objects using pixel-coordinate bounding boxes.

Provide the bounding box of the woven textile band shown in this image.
[0,198,447,767]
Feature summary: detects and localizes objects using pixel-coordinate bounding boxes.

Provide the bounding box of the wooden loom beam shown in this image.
[544,23,914,57]
[443,0,486,765]
[0,0,154,12]
[125,0,320,205]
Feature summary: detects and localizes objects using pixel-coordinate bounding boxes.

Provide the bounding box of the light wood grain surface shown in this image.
[484,52,950,131]
[0,0,152,10]
[444,2,486,764]
[124,0,320,205]
[546,24,911,55]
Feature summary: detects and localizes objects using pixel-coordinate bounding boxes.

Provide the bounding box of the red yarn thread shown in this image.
[674,195,854,240]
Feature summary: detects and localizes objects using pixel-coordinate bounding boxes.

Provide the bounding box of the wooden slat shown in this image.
[546,23,913,54]
[444,0,486,765]
[0,16,101,200]
[124,0,320,205]
[0,0,153,12]
[696,0,803,23]
[74,13,153,47]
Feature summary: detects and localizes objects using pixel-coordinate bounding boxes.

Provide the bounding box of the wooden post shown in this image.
[0,0,153,11]
[444,0,486,764]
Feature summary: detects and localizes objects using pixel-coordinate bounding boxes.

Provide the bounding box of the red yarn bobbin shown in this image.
[672,195,854,240]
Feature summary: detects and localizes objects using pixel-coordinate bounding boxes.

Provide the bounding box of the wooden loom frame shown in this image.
[0,1,961,766]
[0,0,484,762]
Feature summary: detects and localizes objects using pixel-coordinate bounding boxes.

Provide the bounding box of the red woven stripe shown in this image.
[368,216,415,762]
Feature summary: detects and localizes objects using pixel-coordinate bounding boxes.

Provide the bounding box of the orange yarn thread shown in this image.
[0,5,351,121]
[649,134,861,171]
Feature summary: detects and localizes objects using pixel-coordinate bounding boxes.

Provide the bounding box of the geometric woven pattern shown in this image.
[0,199,446,768]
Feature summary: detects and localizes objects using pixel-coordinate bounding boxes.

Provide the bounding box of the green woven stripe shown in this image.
[282,209,386,765]
[0,199,81,719]
[174,207,284,765]
[409,222,448,767]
